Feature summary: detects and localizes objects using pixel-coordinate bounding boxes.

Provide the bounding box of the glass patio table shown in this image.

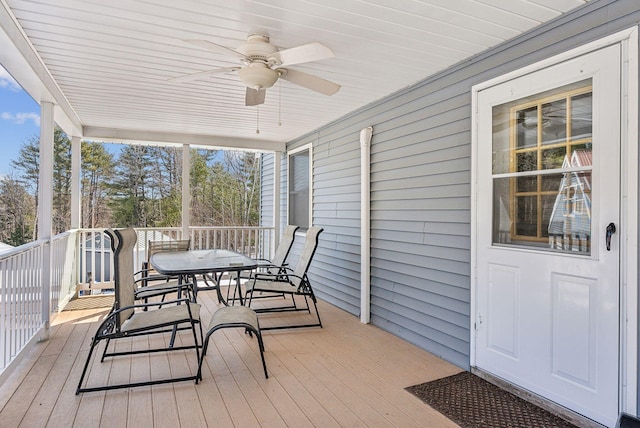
[150,249,257,306]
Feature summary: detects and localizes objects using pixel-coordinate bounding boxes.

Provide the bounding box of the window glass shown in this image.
[492,80,593,254]
[288,147,310,228]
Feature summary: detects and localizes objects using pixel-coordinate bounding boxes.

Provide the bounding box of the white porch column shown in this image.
[70,135,81,229]
[360,126,373,324]
[181,144,190,239]
[272,151,282,256]
[38,101,55,340]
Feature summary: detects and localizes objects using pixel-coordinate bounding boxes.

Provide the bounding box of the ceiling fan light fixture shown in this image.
[238,63,278,90]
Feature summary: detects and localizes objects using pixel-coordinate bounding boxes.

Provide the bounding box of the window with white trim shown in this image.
[288,145,311,229]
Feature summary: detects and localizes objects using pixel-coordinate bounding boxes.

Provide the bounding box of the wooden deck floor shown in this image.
[0,290,462,427]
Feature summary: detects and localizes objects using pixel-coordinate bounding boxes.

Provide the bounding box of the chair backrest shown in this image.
[269,225,299,268]
[109,228,138,328]
[148,239,190,262]
[290,227,323,287]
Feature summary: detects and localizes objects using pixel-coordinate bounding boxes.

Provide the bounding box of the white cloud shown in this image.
[0,67,21,92]
[1,111,40,127]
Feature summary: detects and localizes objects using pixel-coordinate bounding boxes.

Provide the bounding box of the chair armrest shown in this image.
[119,297,193,312]
[96,298,198,338]
[134,280,195,300]
[134,274,176,285]
[252,271,288,282]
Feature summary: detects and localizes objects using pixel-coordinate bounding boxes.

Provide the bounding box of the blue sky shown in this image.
[0,65,129,177]
[0,66,40,176]
[1,65,225,179]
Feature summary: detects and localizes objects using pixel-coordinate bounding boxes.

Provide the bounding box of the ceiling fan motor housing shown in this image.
[238,63,278,90]
[236,34,280,90]
[237,34,278,61]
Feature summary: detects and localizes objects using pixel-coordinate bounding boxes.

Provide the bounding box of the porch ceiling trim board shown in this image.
[81,127,285,152]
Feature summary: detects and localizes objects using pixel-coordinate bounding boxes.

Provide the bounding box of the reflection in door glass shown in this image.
[491,80,593,254]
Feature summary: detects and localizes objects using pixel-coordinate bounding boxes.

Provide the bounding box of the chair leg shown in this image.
[79,321,202,393]
[196,329,214,381]
[254,319,268,379]
[310,295,322,328]
[100,337,111,362]
[190,320,202,383]
[257,293,323,331]
[76,336,101,394]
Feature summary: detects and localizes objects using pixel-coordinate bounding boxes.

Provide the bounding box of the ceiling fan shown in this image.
[170,34,341,106]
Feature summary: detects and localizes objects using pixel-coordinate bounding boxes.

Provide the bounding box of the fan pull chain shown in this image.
[278,81,282,126]
[256,106,260,134]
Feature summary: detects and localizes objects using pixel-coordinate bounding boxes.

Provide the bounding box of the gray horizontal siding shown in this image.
[314,126,364,314]
[277,0,640,369]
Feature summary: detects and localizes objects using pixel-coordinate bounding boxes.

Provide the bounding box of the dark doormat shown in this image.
[406,371,578,428]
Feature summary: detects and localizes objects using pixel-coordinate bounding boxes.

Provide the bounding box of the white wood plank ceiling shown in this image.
[2,0,589,151]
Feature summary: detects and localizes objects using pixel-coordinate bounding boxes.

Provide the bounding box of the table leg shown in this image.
[169,273,190,348]
[234,271,244,306]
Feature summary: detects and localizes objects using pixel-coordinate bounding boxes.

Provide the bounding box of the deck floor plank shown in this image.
[100,338,132,428]
[19,314,93,428]
[216,328,288,428]
[1,296,462,427]
[47,311,101,428]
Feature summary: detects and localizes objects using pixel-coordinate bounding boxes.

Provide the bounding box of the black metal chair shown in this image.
[135,238,194,303]
[233,224,301,305]
[254,225,300,275]
[245,227,324,330]
[76,228,202,394]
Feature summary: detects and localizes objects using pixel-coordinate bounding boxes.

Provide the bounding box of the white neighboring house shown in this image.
[547,150,592,252]
[0,242,14,255]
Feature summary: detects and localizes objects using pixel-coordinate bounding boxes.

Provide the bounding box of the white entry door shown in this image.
[474,45,620,427]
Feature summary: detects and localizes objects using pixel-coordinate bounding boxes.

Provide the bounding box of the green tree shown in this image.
[188,149,260,227]
[10,127,72,237]
[109,145,153,227]
[190,149,219,226]
[147,146,182,226]
[210,152,260,226]
[52,128,71,233]
[81,141,115,228]
[0,174,35,245]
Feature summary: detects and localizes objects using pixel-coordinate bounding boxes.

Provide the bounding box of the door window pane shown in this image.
[491,80,593,254]
[541,99,567,144]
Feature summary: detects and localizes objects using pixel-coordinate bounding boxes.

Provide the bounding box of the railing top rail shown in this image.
[0,238,47,260]
[189,226,273,231]
[77,226,274,232]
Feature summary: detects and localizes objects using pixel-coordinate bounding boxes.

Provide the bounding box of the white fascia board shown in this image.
[82,126,286,153]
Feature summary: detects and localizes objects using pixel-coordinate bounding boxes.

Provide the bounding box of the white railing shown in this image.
[189,226,271,257]
[0,239,46,374]
[0,231,79,376]
[78,226,274,287]
[1,226,273,376]
[50,231,78,312]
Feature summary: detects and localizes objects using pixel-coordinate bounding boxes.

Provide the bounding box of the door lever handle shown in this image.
[605,223,616,251]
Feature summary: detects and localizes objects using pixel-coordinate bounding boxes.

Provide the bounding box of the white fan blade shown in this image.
[184,39,248,60]
[269,42,334,66]
[168,67,239,83]
[279,69,340,96]
[246,88,266,106]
